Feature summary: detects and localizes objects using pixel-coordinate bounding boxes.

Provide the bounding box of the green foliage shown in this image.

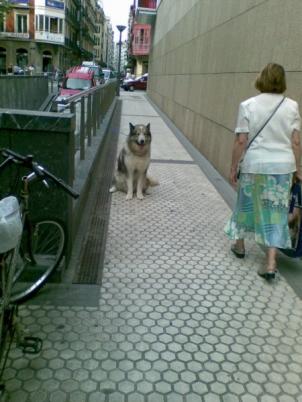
[0,0,11,23]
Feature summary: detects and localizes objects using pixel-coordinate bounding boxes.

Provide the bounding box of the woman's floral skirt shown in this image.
[224,173,292,248]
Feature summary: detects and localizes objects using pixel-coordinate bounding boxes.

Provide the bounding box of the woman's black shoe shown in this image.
[257,271,276,280]
[231,245,245,259]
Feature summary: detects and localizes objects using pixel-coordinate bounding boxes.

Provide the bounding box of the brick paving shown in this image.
[3,91,302,402]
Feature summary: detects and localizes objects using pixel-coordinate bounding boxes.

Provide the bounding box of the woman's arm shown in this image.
[291,129,302,181]
[229,133,248,186]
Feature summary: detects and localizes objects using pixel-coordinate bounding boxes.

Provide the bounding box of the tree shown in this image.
[0,0,11,23]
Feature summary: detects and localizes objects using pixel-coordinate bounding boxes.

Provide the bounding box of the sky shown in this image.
[100,0,134,42]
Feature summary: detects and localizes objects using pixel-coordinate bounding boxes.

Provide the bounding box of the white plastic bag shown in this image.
[0,196,22,254]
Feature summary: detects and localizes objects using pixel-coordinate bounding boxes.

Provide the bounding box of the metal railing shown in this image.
[51,80,117,161]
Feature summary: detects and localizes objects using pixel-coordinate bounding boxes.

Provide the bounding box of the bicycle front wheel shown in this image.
[10,220,65,303]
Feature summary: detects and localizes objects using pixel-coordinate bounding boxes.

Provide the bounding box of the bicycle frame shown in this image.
[0,148,78,389]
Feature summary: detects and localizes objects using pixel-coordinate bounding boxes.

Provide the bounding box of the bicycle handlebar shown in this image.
[0,148,79,199]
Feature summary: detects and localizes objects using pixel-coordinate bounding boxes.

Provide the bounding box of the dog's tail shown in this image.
[146,176,159,187]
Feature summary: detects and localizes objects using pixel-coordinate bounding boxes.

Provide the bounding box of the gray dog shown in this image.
[110,123,158,200]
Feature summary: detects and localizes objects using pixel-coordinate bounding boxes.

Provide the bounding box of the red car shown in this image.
[55,66,96,111]
[122,73,148,91]
[59,66,96,98]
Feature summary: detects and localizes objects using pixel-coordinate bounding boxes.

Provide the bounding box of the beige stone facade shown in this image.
[147,0,302,180]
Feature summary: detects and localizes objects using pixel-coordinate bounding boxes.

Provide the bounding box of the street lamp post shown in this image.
[116,25,126,96]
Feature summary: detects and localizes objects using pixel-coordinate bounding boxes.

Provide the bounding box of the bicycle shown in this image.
[0,148,79,388]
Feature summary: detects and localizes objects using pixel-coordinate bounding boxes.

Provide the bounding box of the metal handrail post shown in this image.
[80,96,85,160]
[100,87,105,121]
[70,101,76,154]
[92,92,97,136]
[87,94,92,146]
[96,89,101,128]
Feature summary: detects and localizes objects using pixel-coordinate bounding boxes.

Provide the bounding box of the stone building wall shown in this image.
[147,0,302,179]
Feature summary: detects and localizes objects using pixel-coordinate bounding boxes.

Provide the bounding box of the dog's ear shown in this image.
[146,123,151,132]
[129,123,135,132]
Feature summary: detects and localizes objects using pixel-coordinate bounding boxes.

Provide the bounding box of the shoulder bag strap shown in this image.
[246,96,286,152]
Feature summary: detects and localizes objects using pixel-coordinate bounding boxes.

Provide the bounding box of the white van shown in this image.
[82,61,104,84]
[102,69,116,82]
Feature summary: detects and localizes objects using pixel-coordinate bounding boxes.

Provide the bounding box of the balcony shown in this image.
[131,23,151,56]
[132,42,150,56]
[65,7,79,27]
[35,31,64,44]
[0,31,29,39]
[65,37,78,48]
[136,0,156,25]
[138,0,157,9]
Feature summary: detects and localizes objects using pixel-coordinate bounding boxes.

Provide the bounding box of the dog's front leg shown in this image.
[126,174,133,200]
[136,174,145,200]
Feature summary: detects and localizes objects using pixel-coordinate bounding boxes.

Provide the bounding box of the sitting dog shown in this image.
[110,123,158,200]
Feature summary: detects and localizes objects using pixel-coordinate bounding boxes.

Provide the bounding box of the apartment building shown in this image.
[114,39,127,73]
[128,0,157,76]
[106,19,114,68]
[94,3,105,65]
[0,0,107,73]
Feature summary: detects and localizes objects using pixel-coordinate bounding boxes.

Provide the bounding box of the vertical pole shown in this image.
[116,30,122,97]
[97,89,101,128]
[70,101,76,154]
[115,25,126,96]
[93,92,97,136]
[87,94,92,146]
[80,96,85,160]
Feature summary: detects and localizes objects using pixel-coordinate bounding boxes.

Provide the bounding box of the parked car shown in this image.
[54,66,96,111]
[122,73,148,91]
[103,68,116,82]
[82,61,104,84]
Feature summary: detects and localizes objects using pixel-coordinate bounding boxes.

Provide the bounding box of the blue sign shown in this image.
[10,0,29,3]
[46,0,64,9]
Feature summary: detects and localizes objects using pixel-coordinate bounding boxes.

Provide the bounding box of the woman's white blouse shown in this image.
[236,93,301,174]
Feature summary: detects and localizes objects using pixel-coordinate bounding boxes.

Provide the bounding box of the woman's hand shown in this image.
[291,130,301,181]
[229,133,248,188]
[229,166,238,187]
[294,170,302,182]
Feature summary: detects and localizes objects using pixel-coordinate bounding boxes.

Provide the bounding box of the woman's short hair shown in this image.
[255,63,286,93]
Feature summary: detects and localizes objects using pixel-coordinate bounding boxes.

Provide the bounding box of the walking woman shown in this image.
[225,63,302,280]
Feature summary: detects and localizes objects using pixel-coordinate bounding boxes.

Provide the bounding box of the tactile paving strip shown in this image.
[72,101,121,285]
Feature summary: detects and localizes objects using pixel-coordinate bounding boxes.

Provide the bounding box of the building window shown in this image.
[50,17,58,33]
[0,47,6,74]
[16,14,28,33]
[39,15,44,31]
[45,16,49,31]
[139,29,144,43]
[0,17,5,32]
[35,14,63,34]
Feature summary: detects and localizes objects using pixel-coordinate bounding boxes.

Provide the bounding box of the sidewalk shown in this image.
[3,91,302,402]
